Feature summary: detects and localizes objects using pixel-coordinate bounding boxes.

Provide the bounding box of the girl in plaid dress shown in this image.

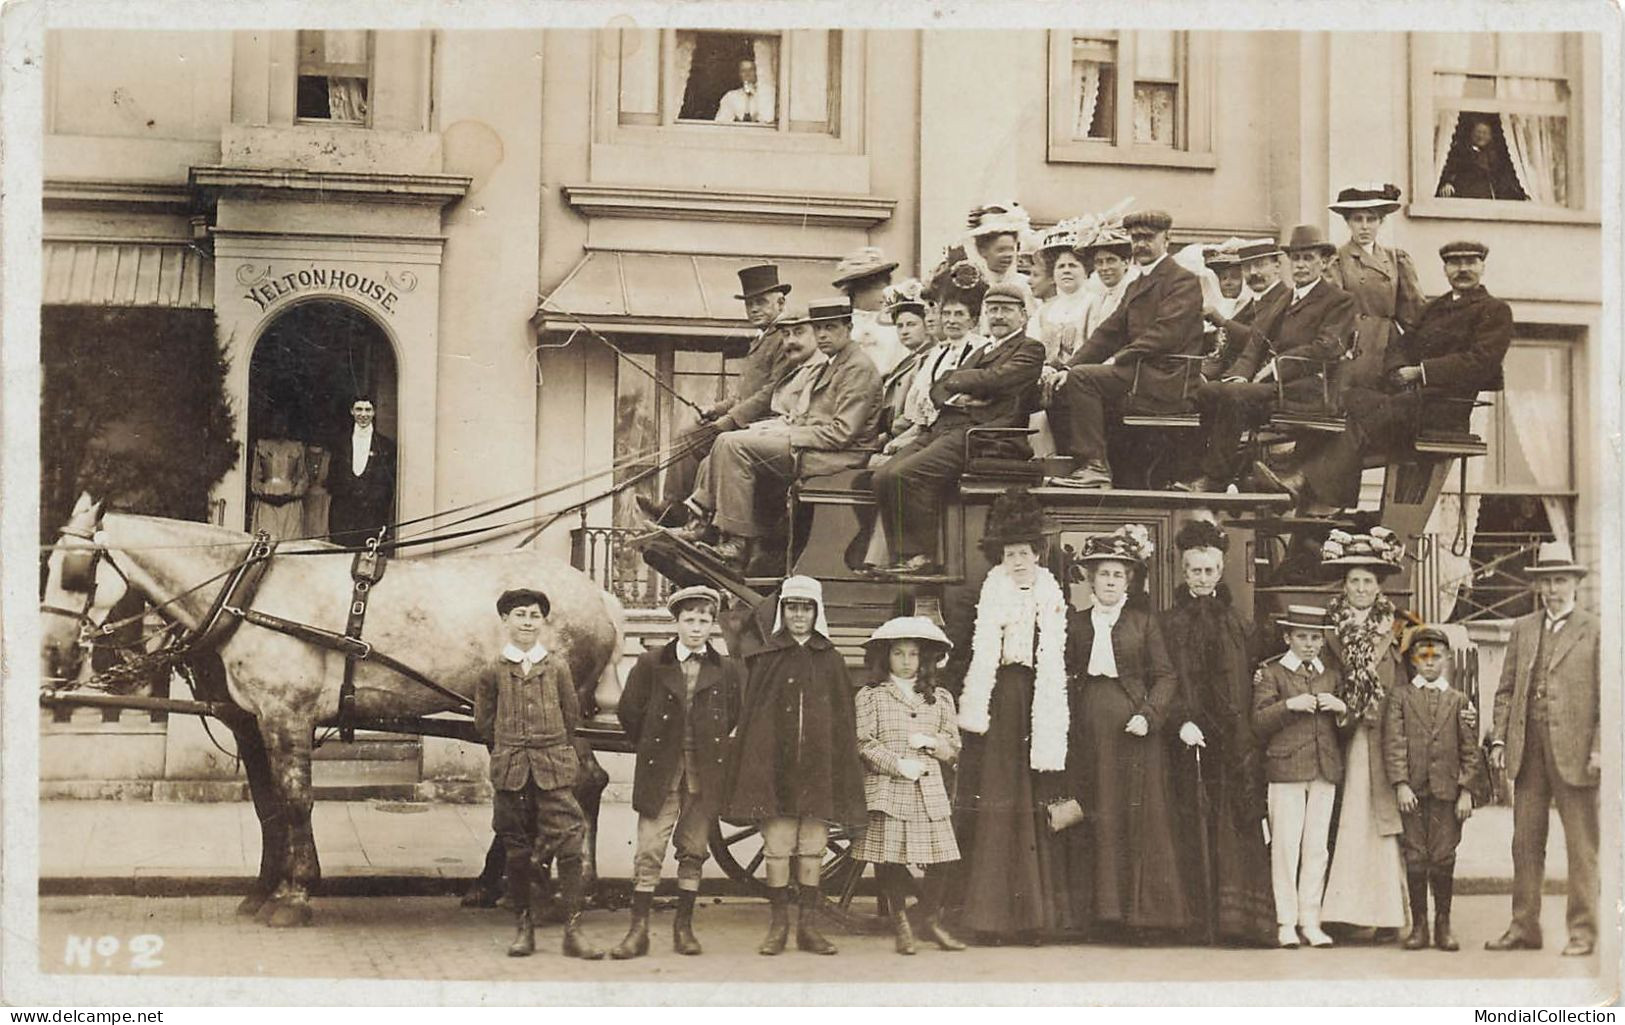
[853,617,967,954]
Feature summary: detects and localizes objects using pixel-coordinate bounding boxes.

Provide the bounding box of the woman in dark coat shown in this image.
[723,575,867,956]
[1066,524,1190,936]
[952,490,1077,943]
[1161,520,1276,946]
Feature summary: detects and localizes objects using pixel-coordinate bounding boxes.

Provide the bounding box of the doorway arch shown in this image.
[246,299,399,533]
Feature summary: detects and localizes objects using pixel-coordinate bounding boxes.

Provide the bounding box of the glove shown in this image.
[908,732,937,751]
[1178,721,1206,748]
[896,758,925,781]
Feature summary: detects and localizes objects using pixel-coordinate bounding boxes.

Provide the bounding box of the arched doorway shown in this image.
[246,300,399,535]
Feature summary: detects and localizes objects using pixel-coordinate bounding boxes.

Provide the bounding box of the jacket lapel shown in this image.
[1351,244,1395,281]
[1545,613,1586,673]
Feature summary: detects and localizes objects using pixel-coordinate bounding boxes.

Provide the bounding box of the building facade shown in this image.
[40,27,1604,793]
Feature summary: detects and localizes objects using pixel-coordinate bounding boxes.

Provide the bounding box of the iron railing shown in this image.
[571,525,676,609]
[1418,530,1548,624]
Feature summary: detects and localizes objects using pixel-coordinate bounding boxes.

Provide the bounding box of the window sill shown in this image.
[1407,197,1600,226]
[1047,142,1216,170]
[611,122,848,155]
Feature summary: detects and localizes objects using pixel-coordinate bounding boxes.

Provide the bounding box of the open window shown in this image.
[296,30,372,125]
[1048,30,1214,168]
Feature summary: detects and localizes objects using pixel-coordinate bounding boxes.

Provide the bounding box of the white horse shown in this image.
[41,495,625,927]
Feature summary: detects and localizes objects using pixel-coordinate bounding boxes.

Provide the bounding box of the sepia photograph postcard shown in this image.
[1,0,1619,1009]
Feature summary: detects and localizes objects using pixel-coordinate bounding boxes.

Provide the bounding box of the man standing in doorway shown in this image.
[328,394,397,547]
[1485,542,1600,958]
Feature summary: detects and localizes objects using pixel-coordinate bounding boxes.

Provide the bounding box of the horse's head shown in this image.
[40,493,129,686]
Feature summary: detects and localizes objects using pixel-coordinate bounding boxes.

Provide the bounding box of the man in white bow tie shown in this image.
[327,394,396,547]
[715,57,773,124]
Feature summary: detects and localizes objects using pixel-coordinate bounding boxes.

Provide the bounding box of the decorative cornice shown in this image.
[189,166,472,208]
[562,183,895,229]
[43,179,196,214]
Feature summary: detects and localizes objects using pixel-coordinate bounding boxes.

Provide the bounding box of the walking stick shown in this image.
[1193,745,1217,945]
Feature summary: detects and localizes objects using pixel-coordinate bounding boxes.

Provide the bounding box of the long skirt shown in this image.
[953,664,1077,937]
[1172,758,1277,945]
[1068,674,1190,931]
[1321,725,1407,928]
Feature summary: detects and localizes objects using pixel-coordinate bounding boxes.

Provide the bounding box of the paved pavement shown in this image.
[32,894,1607,1000]
[37,799,1565,894]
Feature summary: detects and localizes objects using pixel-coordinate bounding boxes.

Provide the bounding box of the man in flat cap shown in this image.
[872,281,1045,574]
[1258,240,1511,513]
[1047,209,1206,487]
[640,263,794,526]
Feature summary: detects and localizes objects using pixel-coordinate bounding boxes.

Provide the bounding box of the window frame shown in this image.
[1407,32,1592,223]
[1046,29,1215,169]
[1466,333,1577,498]
[604,28,859,154]
[295,29,376,128]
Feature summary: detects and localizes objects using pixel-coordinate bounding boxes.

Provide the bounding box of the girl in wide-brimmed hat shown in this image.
[852,616,968,954]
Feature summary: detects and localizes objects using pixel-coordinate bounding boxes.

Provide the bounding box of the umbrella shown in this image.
[1193,746,1217,945]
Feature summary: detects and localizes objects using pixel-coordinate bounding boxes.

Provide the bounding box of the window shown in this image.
[297,30,372,124]
[1416,33,1582,211]
[1048,30,1213,167]
[617,29,841,135]
[1465,334,1574,497]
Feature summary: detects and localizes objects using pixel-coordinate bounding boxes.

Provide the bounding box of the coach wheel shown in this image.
[708,820,887,932]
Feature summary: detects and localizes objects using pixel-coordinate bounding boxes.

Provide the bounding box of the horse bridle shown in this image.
[40,527,128,647]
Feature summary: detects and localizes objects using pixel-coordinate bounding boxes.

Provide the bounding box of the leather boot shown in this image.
[882,868,915,955]
[892,904,917,955]
[504,849,535,957]
[610,890,651,960]
[673,891,702,956]
[795,885,838,955]
[758,886,791,956]
[508,908,536,957]
[1432,873,1459,952]
[1402,871,1431,950]
[557,857,606,960]
[919,867,966,951]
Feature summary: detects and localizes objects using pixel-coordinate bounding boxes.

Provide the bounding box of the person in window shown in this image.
[715,58,772,124]
[1326,183,1425,391]
[1437,118,1525,201]
[1256,241,1512,513]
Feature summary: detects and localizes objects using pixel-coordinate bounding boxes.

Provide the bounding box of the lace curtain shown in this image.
[750,37,778,122]
[323,31,369,123]
[1074,60,1103,139]
[1432,73,1467,192]
[1134,85,1175,146]
[1498,77,1567,206]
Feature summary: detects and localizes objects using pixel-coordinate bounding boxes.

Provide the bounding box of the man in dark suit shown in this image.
[1484,543,1599,957]
[1258,240,1511,511]
[871,282,1045,575]
[327,394,396,547]
[1047,209,1205,487]
[1178,226,1354,493]
[1199,238,1291,381]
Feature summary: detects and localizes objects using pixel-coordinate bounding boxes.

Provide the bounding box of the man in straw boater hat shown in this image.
[1325,182,1424,391]
[639,262,793,527]
[690,297,881,570]
[1046,209,1205,488]
[1177,224,1355,494]
[1198,236,1291,383]
[832,246,909,376]
[871,280,1046,576]
[1256,239,1511,513]
[1251,604,1347,949]
[1484,541,1600,957]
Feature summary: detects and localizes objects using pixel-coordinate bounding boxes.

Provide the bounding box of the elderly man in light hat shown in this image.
[833,247,909,376]
[871,281,1045,575]
[1257,239,1512,512]
[1485,541,1599,957]
[639,262,795,526]
[1047,209,1206,488]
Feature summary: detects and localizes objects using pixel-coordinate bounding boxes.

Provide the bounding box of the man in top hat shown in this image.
[833,247,909,376]
[1485,541,1599,957]
[639,263,794,526]
[1047,209,1206,488]
[1258,240,1511,512]
[697,298,881,570]
[871,281,1045,575]
[1178,226,1355,493]
[1199,237,1291,381]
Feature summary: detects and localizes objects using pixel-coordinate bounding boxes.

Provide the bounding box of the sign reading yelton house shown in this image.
[237,263,414,316]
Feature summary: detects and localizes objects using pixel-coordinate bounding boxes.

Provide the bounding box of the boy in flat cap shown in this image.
[1383,625,1479,951]
[474,587,606,960]
[611,585,743,959]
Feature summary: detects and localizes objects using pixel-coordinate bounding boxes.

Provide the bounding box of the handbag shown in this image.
[1045,797,1085,833]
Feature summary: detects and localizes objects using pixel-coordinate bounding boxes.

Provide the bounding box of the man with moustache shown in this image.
[1257,241,1511,513]
[1177,226,1354,494]
[1047,209,1205,488]
[1198,238,1291,383]
[872,283,1045,575]
[639,263,792,526]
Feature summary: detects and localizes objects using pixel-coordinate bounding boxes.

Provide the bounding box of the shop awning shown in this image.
[43,241,213,309]
[533,251,838,338]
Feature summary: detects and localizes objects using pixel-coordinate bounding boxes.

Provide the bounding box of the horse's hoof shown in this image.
[236,892,271,917]
[266,900,313,928]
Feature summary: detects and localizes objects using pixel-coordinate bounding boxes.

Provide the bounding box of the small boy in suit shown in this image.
[611,585,742,960]
[1384,625,1479,951]
[1252,604,1347,949]
[473,587,606,961]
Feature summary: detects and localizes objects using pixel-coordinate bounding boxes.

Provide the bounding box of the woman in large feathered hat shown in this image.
[954,489,1078,942]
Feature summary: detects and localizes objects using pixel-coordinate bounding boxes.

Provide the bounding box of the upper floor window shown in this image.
[297,30,372,125]
[617,29,841,136]
[1413,32,1588,216]
[1047,31,1214,167]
